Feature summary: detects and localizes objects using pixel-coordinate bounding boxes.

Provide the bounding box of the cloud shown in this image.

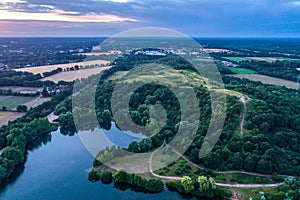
[0,0,26,3]
[103,0,132,3]
[0,0,299,37]
[0,9,137,23]
[287,1,300,6]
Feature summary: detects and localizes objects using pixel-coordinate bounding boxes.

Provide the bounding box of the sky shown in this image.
[0,0,300,37]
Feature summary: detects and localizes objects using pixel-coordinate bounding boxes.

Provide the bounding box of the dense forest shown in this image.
[0,70,54,87]
[239,60,300,82]
[0,38,104,68]
[0,89,72,184]
[54,52,300,177]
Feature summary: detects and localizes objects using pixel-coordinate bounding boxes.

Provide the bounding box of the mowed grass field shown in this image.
[229,74,300,89]
[0,96,34,110]
[229,68,257,74]
[41,67,111,83]
[247,57,300,62]
[0,96,50,110]
[0,86,42,94]
[223,56,300,63]
[0,97,51,126]
[15,60,110,75]
[0,112,25,126]
[222,57,252,62]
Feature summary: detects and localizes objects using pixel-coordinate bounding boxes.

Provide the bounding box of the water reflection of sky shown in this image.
[78,122,143,157]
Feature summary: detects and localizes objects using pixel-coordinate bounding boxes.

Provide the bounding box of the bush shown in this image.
[145,179,164,192]
[88,169,100,182]
[112,170,163,193]
[101,171,112,184]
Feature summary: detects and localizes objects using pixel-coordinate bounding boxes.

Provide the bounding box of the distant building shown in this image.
[45,85,70,96]
[92,46,102,51]
[134,50,167,56]
[221,61,238,68]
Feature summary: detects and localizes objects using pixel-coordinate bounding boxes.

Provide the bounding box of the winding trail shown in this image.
[148,91,289,188]
[149,141,286,188]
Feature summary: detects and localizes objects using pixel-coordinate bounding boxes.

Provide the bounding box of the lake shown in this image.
[0,124,187,200]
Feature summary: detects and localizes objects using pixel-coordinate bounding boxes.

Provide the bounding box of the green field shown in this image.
[192,58,215,62]
[0,96,34,110]
[223,56,300,63]
[229,74,299,89]
[222,57,252,63]
[229,68,257,74]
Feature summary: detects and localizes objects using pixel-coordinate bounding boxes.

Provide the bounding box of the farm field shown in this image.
[228,74,300,89]
[0,96,34,110]
[222,57,252,62]
[0,86,42,94]
[192,57,215,62]
[0,112,25,126]
[15,60,110,75]
[24,97,51,109]
[0,96,50,110]
[247,57,300,62]
[229,68,257,74]
[41,66,112,83]
[223,56,300,63]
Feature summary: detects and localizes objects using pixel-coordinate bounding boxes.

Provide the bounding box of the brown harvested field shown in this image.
[0,111,25,126]
[41,66,112,83]
[0,86,42,94]
[229,74,300,90]
[15,60,110,75]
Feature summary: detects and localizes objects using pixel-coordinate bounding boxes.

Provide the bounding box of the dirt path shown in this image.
[149,141,286,188]
[215,182,285,188]
[47,112,59,123]
[147,89,290,188]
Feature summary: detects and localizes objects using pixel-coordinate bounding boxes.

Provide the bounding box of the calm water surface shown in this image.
[0,125,187,200]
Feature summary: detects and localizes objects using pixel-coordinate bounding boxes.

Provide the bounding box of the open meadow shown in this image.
[229,74,300,89]
[229,68,257,74]
[15,60,110,75]
[0,96,51,126]
[0,96,51,110]
[223,56,300,63]
[0,96,34,110]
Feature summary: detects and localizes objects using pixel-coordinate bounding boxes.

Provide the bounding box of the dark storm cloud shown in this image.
[0,0,300,36]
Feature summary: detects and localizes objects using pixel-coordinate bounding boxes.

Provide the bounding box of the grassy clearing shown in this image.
[0,96,34,110]
[122,65,206,88]
[228,74,300,90]
[230,68,257,74]
[232,187,279,200]
[15,60,110,75]
[0,111,25,126]
[107,71,128,80]
[41,67,111,83]
[227,173,276,184]
[222,57,252,63]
